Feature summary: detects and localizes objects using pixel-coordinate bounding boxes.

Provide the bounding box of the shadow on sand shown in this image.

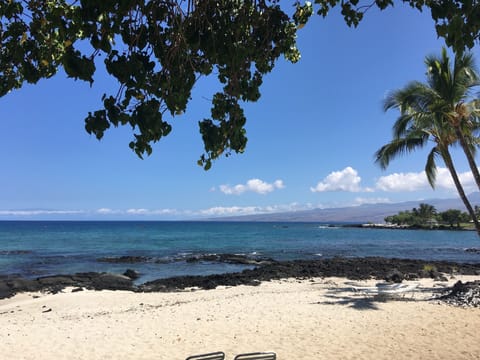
[311,284,449,311]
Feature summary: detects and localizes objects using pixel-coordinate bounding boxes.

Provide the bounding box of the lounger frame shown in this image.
[186,351,225,360]
[234,352,276,360]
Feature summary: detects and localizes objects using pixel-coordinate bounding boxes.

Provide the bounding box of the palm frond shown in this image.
[458,121,479,155]
[374,136,428,170]
[425,147,439,188]
[425,49,453,101]
[453,51,480,101]
[383,82,440,118]
[392,113,414,138]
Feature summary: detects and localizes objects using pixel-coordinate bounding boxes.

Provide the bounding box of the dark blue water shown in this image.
[1,221,479,283]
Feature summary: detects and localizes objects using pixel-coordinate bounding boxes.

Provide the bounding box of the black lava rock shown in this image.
[384,269,404,283]
[123,269,140,280]
[1,257,480,299]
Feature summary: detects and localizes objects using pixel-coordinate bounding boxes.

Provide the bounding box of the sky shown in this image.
[1,4,480,220]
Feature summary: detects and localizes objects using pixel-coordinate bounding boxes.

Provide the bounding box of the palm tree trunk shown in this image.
[441,147,480,235]
[454,126,480,191]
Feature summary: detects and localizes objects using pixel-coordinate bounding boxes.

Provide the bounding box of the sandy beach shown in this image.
[1,276,480,360]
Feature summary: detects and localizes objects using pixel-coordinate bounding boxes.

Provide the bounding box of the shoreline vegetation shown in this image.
[344,223,476,231]
[350,202,480,231]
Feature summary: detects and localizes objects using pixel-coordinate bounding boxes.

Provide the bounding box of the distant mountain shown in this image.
[211,193,480,223]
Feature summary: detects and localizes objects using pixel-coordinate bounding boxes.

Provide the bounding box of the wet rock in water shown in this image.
[0,250,33,255]
[123,269,140,280]
[465,248,480,254]
[185,253,275,266]
[438,280,480,307]
[97,256,151,263]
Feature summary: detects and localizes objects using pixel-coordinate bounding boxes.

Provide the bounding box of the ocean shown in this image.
[1,221,479,283]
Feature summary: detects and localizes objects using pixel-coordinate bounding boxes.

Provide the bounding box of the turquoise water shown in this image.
[1,221,479,283]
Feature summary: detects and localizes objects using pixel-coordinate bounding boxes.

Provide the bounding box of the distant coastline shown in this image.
[344,223,475,231]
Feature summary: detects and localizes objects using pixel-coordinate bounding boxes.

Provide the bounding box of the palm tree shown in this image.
[423,48,480,190]
[375,49,480,234]
[413,203,437,225]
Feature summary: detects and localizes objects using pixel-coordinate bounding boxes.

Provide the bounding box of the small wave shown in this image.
[317,225,339,229]
[314,253,322,257]
[0,250,33,255]
[176,252,193,257]
[97,255,151,263]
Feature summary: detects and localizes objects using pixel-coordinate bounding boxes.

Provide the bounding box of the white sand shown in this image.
[1,276,480,360]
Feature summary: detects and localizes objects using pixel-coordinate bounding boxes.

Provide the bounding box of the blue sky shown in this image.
[1,5,480,220]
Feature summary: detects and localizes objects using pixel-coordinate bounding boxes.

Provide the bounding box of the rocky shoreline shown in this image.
[438,280,480,307]
[1,256,480,301]
[96,253,276,266]
[343,223,475,231]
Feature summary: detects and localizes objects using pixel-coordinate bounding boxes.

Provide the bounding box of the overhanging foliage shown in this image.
[1,0,479,168]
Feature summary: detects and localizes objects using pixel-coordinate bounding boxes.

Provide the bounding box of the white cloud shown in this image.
[199,206,261,216]
[96,208,117,214]
[197,202,315,217]
[0,210,84,216]
[353,197,391,206]
[435,167,476,192]
[126,208,179,215]
[310,167,370,193]
[375,167,476,193]
[261,202,316,213]
[375,171,428,192]
[219,178,285,195]
[94,208,180,216]
[126,208,149,215]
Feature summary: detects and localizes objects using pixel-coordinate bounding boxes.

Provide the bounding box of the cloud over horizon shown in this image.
[198,202,316,217]
[353,197,392,206]
[375,167,475,193]
[0,209,85,216]
[218,178,285,195]
[311,167,372,193]
[126,208,179,215]
[3,165,477,220]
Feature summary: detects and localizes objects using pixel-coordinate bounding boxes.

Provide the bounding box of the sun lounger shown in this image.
[234,352,276,360]
[186,351,225,360]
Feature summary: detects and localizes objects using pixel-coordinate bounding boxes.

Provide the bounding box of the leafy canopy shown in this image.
[313,0,480,53]
[1,0,479,168]
[1,0,302,169]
